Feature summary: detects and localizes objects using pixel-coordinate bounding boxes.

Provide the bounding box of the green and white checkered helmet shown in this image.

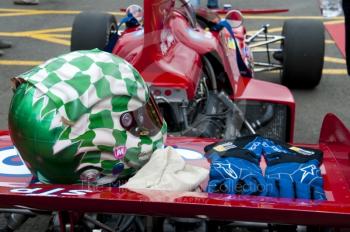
[9,49,167,184]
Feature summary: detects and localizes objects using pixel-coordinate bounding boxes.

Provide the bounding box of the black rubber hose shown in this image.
[251,104,274,130]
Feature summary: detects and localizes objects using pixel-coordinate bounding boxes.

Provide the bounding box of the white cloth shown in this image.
[122,146,208,191]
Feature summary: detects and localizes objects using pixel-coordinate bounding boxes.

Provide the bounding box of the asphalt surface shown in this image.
[0,0,349,231]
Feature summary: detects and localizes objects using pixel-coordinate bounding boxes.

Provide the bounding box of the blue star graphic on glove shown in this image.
[300,164,317,182]
[213,162,238,179]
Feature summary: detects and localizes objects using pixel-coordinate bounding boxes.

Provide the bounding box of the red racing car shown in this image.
[0,1,339,231]
[71,0,325,143]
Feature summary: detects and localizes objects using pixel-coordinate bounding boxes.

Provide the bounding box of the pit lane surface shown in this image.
[0,0,349,230]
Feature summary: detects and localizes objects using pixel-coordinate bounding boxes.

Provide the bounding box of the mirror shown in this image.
[225,10,243,28]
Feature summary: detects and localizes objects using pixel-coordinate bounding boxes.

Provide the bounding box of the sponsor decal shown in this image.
[289,147,315,156]
[114,146,127,159]
[10,187,93,197]
[300,164,317,182]
[213,142,237,152]
[213,162,238,179]
[262,142,289,154]
[227,38,236,50]
[160,29,175,56]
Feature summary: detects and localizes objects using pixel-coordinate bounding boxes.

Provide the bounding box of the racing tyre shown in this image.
[71,12,117,52]
[281,19,325,88]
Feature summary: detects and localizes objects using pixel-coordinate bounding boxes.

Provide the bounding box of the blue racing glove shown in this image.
[205,135,267,196]
[263,138,326,200]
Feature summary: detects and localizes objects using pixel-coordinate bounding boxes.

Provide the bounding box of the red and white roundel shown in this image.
[0,146,31,177]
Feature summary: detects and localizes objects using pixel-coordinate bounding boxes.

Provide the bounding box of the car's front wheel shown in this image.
[281,19,325,88]
[71,12,117,52]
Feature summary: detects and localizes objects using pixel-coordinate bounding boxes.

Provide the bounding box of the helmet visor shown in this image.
[120,95,163,137]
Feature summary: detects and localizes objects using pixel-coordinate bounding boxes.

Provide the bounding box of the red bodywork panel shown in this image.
[113,7,241,100]
[113,10,215,99]
[0,115,350,226]
[113,1,294,100]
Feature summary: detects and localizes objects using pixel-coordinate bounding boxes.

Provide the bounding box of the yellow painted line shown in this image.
[0,12,43,17]
[324,56,346,64]
[0,8,124,16]
[324,19,344,25]
[0,27,71,46]
[249,21,343,34]
[270,68,346,75]
[0,60,42,66]
[0,8,80,17]
[249,26,282,34]
[0,32,22,37]
[0,8,80,13]
[18,27,71,35]
[50,34,70,39]
[266,27,282,33]
[30,34,70,46]
[0,8,37,11]
[323,69,348,75]
[245,15,343,20]
[326,40,335,44]
[0,27,71,37]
